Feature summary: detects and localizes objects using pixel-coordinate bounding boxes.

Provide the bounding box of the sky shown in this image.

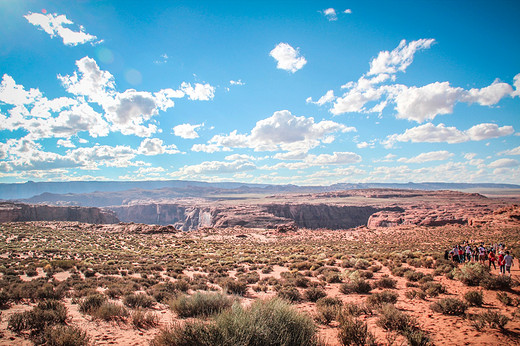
[0,1,519,185]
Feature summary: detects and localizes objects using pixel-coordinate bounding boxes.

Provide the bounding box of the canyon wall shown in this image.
[0,202,119,224]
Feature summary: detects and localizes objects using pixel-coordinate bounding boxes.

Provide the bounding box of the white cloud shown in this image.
[0,74,42,106]
[57,139,75,148]
[224,154,257,161]
[367,39,435,76]
[331,86,385,115]
[499,146,520,156]
[304,152,361,165]
[180,82,215,101]
[176,160,256,175]
[138,138,179,155]
[269,43,307,73]
[173,123,203,139]
[322,8,337,21]
[344,9,352,14]
[489,158,519,168]
[384,122,514,148]
[512,73,520,98]
[191,143,228,153]
[230,80,245,86]
[24,12,98,46]
[394,82,463,122]
[462,79,513,106]
[398,150,454,163]
[273,151,308,160]
[306,90,335,106]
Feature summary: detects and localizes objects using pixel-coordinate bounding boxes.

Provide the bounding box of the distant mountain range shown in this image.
[0,180,519,202]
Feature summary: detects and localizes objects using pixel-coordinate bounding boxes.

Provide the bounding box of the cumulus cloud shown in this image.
[384,122,514,148]
[24,12,98,46]
[488,158,519,168]
[57,139,75,148]
[176,160,256,175]
[269,43,307,73]
[499,146,520,156]
[138,138,179,155]
[322,8,337,21]
[398,150,454,163]
[193,110,354,155]
[173,123,203,139]
[304,152,361,165]
[368,39,435,76]
[310,39,517,122]
[0,74,42,106]
[180,82,215,101]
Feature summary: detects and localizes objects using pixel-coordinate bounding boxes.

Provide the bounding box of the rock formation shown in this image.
[0,202,119,224]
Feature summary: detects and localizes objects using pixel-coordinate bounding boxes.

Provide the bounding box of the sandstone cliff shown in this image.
[0,202,119,224]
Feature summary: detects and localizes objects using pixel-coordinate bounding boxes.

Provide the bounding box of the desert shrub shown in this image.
[8,300,67,333]
[173,279,190,292]
[79,294,107,314]
[216,298,317,345]
[170,292,234,318]
[464,290,484,306]
[453,262,489,286]
[277,286,301,302]
[316,303,339,325]
[123,293,155,308]
[496,292,514,306]
[153,298,318,346]
[92,302,129,321]
[403,328,431,346]
[376,304,415,332]
[0,291,10,309]
[375,276,397,289]
[366,290,399,308]
[304,287,327,302]
[481,275,512,290]
[390,266,408,277]
[340,279,371,294]
[369,265,382,273]
[337,314,376,346]
[131,308,160,329]
[316,296,343,308]
[404,270,424,282]
[421,281,446,297]
[43,325,90,346]
[325,272,343,283]
[222,279,247,296]
[430,298,467,316]
[405,290,426,300]
[354,259,370,270]
[343,302,371,317]
[477,311,510,330]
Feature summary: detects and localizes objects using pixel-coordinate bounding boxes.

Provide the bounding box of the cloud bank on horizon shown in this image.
[0,2,519,185]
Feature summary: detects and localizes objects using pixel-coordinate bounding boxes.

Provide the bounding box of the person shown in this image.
[478,245,487,264]
[465,245,472,262]
[458,246,464,263]
[444,249,449,261]
[498,251,506,275]
[504,251,514,275]
[488,250,497,270]
[473,246,479,262]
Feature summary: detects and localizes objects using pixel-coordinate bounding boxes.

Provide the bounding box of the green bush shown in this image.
[376,304,415,332]
[430,298,467,316]
[477,311,510,330]
[153,298,318,346]
[170,292,234,318]
[453,263,489,286]
[92,302,129,321]
[366,290,399,308]
[123,293,155,308]
[375,276,397,289]
[481,275,512,290]
[340,279,372,294]
[421,281,446,297]
[337,314,376,346]
[131,308,160,329]
[464,290,484,306]
[277,286,302,302]
[79,294,107,314]
[496,292,514,306]
[222,279,248,296]
[8,300,68,334]
[43,325,90,346]
[303,287,327,302]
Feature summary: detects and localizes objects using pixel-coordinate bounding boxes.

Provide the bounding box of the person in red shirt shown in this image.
[488,250,497,270]
[498,252,505,275]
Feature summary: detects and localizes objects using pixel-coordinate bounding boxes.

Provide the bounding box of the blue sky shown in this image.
[1,1,519,185]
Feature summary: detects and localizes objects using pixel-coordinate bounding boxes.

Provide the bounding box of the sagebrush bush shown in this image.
[477,310,510,330]
[375,276,397,289]
[79,294,107,314]
[430,298,467,316]
[276,286,301,302]
[170,291,234,318]
[152,298,318,346]
[376,304,415,332]
[8,299,68,334]
[92,302,129,321]
[496,292,514,306]
[43,325,90,346]
[421,281,446,297]
[464,290,484,306]
[366,290,398,308]
[131,308,160,329]
[123,293,155,308]
[340,279,371,294]
[453,263,489,286]
[303,287,327,302]
[222,279,248,296]
[481,275,512,290]
[337,314,376,346]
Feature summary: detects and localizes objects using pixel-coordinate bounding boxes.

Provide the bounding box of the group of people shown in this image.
[444,242,514,275]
